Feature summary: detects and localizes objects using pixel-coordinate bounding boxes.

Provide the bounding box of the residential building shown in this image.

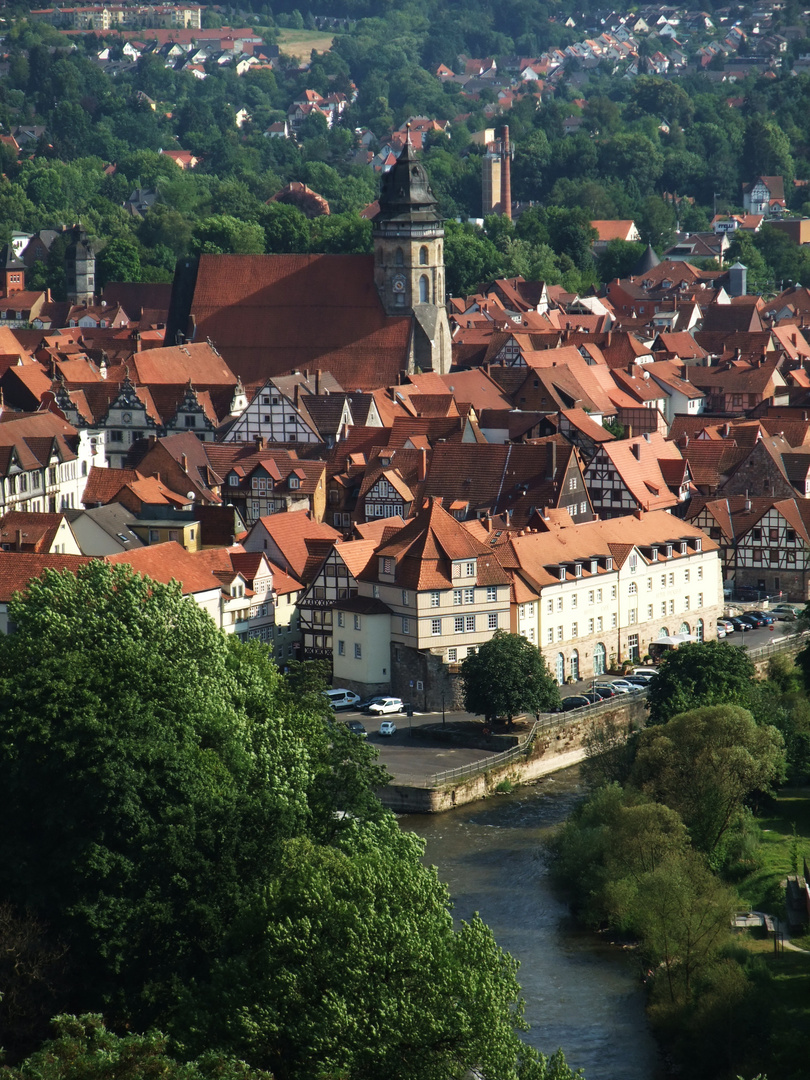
[0,412,103,515]
[584,431,692,518]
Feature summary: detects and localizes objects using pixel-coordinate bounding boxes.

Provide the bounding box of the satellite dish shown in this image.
[187,492,195,500]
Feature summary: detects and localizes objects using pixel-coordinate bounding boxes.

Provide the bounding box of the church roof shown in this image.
[373,136,441,226]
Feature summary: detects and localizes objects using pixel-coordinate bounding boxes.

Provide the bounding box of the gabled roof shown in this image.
[246,509,340,581]
[106,541,222,596]
[82,466,142,506]
[0,511,70,552]
[366,497,510,590]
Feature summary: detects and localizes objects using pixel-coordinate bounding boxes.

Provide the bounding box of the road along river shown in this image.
[403,766,664,1080]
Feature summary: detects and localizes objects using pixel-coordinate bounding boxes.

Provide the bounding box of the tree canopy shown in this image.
[645,641,757,725]
[461,629,561,722]
[0,562,572,1080]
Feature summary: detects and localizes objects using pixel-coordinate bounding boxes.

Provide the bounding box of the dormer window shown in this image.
[605,557,613,570]
[679,541,687,555]
[574,563,582,577]
[665,544,673,558]
[651,546,658,560]
[590,559,597,574]
[559,566,566,582]
[289,476,299,489]
[695,538,702,552]
[229,474,239,486]
[465,561,476,577]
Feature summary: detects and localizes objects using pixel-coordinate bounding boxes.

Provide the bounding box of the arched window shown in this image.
[419,274,429,303]
[679,622,690,635]
[659,627,670,638]
[593,642,606,677]
[570,650,579,681]
[419,245,429,265]
[395,248,404,266]
[555,653,565,685]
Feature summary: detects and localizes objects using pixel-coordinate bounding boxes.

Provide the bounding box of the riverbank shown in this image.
[378,694,648,813]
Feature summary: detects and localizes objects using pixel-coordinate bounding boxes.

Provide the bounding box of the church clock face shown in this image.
[392,274,406,293]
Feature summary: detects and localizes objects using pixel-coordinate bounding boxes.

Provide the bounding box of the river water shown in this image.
[403,767,663,1080]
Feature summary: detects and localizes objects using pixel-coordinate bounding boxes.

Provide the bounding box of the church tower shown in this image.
[373,136,451,375]
[65,225,95,305]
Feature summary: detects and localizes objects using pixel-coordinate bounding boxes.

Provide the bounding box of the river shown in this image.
[403,766,663,1080]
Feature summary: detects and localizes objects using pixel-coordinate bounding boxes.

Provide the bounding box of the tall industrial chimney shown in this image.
[501,125,512,221]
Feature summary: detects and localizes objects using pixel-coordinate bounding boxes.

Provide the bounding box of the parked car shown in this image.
[771,604,802,620]
[593,684,617,699]
[378,720,397,736]
[324,688,361,710]
[729,616,753,632]
[356,695,387,711]
[366,696,405,715]
[344,719,367,737]
[740,611,767,628]
[581,692,604,704]
[624,675,653,688]
[608,680,636,693]
[717,619,735,634]
[561,695,590,711]
[745,610,774,625]
[628,668,656,681]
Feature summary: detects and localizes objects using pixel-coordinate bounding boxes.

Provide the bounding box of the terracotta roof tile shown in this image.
[0,552,94,601]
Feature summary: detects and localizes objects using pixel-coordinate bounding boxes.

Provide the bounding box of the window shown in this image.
[698,566,703,580]
[669,573,674,586]
[611,613,617,628]
[588,618,594,634]
[401,589,409,605]
[698,593,703,607]
[488,613,497,630]
[684,596,691,610]
[588,590,595,605]
[184,415,196,428]
[557,625,564,642]
[402,617,410,634]
[569,477,577,491]
[684,569,690,582]
[629,554,638,572]
[109,430,123,442]
[486,586,497,602]
[628,607,637,624]
[454,617,464,633]
[571,594,577,609]
[354,643,362,659]
[465,561,476,577]
[419,245,428,265]
[453,589,462,605]
[464,588,474,604]
[647,578,653,591]
[596,616,603,632]
[580,501,587,514]
[597,589,603,603]
[610,585,616,600]
[229,474,239,486]
[354,614,361,630]
[448,648,457,661]
[372,584,380,598]
[629,582,637,595]
[338,640,345,655]
[628,633,639,660]
[547,627,554,643]
[431,590,440,607]
[571,621,578,637]
[419,275,429,303]
[668,599,675,614]
[648,605,654,619]
[557,597,563,612]
[465,615,475,632]
[547,599,553,614]
[661,602,667,616]
[660,575,666,588]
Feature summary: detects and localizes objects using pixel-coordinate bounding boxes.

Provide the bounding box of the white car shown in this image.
[607,680,634,694]
[717,619,735,634]
[367,697,404,715]
[378,720,397,736]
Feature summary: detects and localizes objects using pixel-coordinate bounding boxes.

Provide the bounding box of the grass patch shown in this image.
[494,778,513,794]
[736,786,810,913]
[277,29,335,59]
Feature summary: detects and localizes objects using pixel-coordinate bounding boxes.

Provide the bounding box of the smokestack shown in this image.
[501,125,512,221]
[419,446,427,481]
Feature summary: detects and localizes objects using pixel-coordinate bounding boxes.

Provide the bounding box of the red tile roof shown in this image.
[0,552,94,602]
[180,254,413,392]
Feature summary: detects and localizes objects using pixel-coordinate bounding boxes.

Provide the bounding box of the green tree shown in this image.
[0,562,381,1028]
[0,1014,274,1080]
[191,214,266,254]
[461,630,561,723]
[631,705,785,859]
[597,239,645,283]
[645,640,757,725]
[182,819,570,1080]
[97,236,142,285]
